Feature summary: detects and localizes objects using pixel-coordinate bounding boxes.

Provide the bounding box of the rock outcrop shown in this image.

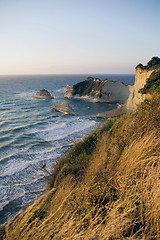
[100,80,130,103]
[33,89,54,99]
[60,84,72,92]
[126,68,155,110]
[126,57,160,110]
[51,102,75,115]
[65,77,130,104]
[64,57,160,114]
[64,77,104,100]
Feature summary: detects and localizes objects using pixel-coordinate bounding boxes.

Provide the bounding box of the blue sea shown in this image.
[0,74,134,224]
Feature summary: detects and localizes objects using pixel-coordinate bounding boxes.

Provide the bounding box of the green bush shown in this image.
[0,226,5,240]
[146,56,160,69]
[136,56,160,70]
[72,78,103,96]
[139,70,160,94]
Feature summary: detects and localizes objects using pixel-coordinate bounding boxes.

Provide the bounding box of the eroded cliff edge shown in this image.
[126,56,160,110]
[64,76,130,104]
[126,68,155,110]
[64,57,160,113]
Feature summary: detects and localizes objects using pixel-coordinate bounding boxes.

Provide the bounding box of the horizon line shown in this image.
[0,73,135,76]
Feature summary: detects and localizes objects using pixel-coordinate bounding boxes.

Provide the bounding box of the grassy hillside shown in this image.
[1,96,160,240]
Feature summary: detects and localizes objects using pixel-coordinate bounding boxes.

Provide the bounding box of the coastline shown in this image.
[0,74,134,225]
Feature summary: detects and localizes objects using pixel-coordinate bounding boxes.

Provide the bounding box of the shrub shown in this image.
[136,56,160,70]
[0,226,5,240]
[139,69,160,95]
[72,78,103,96]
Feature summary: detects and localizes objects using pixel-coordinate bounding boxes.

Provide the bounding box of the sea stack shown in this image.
[33,89,54,99]
[51,102,75,115]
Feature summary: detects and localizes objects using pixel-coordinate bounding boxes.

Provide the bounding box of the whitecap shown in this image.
[34,117,96,142]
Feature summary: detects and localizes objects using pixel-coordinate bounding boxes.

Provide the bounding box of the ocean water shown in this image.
[0,74,134,224]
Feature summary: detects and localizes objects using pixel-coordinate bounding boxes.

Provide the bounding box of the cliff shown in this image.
[126,68,154,110]
[99,79,129,103]
[65,77,130,104]
[126,56,160,110]
[65,57,160,112]
[64,77,105,100]
[2,94,160,240]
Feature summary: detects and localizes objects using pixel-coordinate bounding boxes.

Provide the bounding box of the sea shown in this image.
[0,74,134,224]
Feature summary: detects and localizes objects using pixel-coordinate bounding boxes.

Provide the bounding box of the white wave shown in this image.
[0,187,25,210]
[34,117,96,142]
[16,92,36,99]
[0,150,61,178]
[0,176,46,189]
[0,200,9,211]
[0,146,30,163]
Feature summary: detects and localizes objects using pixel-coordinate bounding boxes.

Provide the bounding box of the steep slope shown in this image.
[126,57,160,110]
[126,67,155,110]
[2,95,160,240]
[64,57,160,113]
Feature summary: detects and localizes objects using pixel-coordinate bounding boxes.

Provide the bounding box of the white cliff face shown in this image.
[64,67,156,107]
[126,68,155,111]
[100,80,130,103]
[65,79,130,104]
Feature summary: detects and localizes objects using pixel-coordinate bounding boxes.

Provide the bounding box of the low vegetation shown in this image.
[136,56,160,70]
[139,69,160,94]
[0,226,5,240]
[50,119,114,188]
[72,78,105,97]
[2,93,160,239]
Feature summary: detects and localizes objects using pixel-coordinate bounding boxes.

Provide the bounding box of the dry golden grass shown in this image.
[3,98,160,240]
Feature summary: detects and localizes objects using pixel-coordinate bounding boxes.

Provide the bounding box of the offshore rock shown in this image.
[33,89,54,99]
[51,102,75,115]
[60,84,73,92]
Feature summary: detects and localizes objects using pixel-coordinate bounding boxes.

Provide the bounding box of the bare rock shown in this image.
[60,84,73,92]
[51,102,75,115]
[64,77,130,104]
[33,89,54,99]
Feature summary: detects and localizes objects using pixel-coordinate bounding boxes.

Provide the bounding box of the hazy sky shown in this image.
[0,0,159,74]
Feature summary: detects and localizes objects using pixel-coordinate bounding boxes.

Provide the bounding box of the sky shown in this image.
[0,0,159,74]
